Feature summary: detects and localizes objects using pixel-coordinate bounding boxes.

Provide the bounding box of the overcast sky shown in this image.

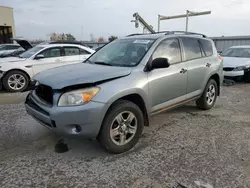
[2,0,250,40]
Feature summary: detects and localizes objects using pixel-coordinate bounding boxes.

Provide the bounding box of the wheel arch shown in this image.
[3,69,31,81]
[101,92,149,130]
[209,73,220,96]
[1,69,31,91]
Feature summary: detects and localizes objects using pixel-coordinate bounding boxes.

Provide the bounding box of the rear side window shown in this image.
[199,39,213,56]
[152,38,182,64]
[64,47,80,56]
[80,48,90,55]
[181,38,202,60]
[39,47,61,58]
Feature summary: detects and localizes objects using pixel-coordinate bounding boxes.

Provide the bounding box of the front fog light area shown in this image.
[72,125,82,133]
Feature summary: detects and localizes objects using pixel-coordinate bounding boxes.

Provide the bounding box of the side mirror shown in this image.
[35,54,44,59]
[151,58,170,70]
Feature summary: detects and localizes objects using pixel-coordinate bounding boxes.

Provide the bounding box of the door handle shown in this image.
[206,63,211,67]
[180,68,187,73]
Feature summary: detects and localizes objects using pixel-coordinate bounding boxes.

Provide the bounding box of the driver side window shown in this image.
[38,47,61,58]
[152,38,182,64]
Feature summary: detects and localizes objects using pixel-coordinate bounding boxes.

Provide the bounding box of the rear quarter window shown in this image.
[199,39,213,56]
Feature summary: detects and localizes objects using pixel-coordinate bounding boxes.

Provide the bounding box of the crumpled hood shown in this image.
[0,57,26,63]
[33,63,132,89]
[223,57,250,67]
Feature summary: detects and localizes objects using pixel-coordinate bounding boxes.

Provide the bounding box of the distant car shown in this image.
[0,41,95,92]
[221,46,250,82]
[0,39,33,58]
[0,44,22,57]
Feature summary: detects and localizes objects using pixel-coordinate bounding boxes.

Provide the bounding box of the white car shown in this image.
[0,41,95,92]
[222,45,250,82]
[0,44,22,57]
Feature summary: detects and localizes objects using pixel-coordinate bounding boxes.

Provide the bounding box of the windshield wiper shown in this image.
[94,61,112,66]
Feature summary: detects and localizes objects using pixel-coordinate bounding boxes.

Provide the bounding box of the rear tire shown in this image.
[97,100,144,154]
[196,79,218,110]
[2,70,29,92]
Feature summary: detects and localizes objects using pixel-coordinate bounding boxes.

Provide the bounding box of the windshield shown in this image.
[221,48,250,58]
[19,46,44,58]
[87,39,155,67]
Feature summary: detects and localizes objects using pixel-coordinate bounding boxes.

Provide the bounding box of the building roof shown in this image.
[0,6,13,9]
[211,35,250,40]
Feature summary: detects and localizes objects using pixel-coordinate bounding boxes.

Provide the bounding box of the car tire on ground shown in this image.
[196,79,218,110]
[97,100,144,154]
[2,70,29,92]
[244,72,250,83]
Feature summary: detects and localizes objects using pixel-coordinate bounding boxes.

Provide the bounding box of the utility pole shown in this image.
[80,26,83,41]
[158,10,211,32]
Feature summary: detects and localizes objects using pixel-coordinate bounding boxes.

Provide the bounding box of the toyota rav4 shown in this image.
[25,31,223,154]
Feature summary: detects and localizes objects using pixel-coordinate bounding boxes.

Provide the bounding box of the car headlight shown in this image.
[58,87,100,106]
[234,65,250,71]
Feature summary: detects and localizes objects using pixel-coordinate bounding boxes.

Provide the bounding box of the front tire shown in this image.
[98,100,144,154]
[244,72,250,83]
[196,79,218,110]
[2,70,29,92]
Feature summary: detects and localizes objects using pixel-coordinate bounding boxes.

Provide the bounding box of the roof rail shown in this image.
[126,31,206,38]
[163,31,207,38]
[126,33,145,37]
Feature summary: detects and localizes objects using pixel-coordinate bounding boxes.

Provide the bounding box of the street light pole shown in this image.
[158,15,160,32]
[185,10,189,32]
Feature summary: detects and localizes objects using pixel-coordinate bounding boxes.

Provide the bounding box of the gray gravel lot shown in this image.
[0,84,250,188]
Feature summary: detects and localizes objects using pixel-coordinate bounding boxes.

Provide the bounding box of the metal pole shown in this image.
[158,15,160,32]
[185,10,189,32]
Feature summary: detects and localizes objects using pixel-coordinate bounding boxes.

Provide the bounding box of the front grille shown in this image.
[26,97,49,116]
[223,67,234,71]
[35,84,53,105]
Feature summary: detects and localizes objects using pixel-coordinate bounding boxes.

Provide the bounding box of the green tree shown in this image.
[108,35,118,42]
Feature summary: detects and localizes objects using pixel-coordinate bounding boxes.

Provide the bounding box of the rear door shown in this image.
[32,47,63,76]
[62,46,81,65]
[180,37,208,97]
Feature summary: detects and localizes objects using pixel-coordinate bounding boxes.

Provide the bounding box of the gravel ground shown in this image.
[0,84,250,188]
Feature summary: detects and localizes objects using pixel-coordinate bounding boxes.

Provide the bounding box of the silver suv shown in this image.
[25,31,223,153]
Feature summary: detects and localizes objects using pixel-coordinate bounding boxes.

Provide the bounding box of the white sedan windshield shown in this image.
[221,48,250,58]
[19,46,45,58]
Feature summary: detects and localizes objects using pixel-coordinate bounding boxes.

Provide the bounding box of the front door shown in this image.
[148,38,188,113]
[32,47,63,76]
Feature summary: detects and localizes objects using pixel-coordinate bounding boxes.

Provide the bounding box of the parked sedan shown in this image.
[0,42,95,92]
[0,44,22,57]
[222,46,250,82]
